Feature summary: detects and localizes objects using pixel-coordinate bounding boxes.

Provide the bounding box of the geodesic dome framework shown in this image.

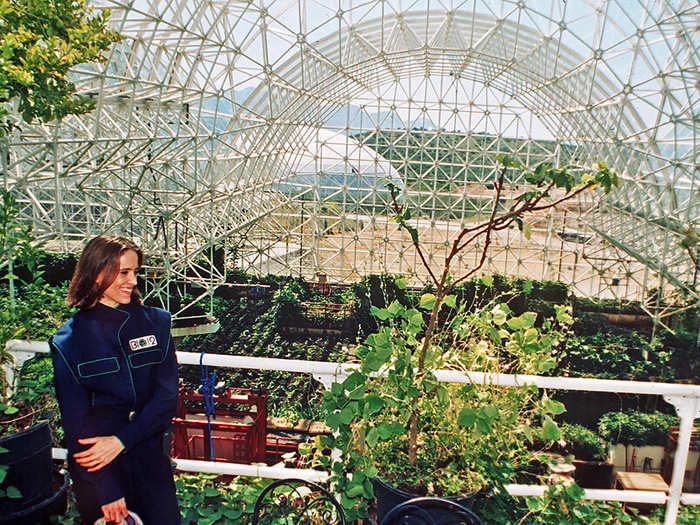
[2,0,698,325]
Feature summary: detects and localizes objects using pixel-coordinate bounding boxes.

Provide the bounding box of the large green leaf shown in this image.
[491,305,507,325]
[364,394,384,415]
[348,385,365,400]
[419,293,436,311]
[326,412,341,429]
[387,300,403,316]
[541,415,561,440]
[366,427,378,448]
[506,317,525,330]
[377,422,393,439]
[457,408,477,428]
[543,398,566,416]
[339,405,357,425]
[370,306,391,320]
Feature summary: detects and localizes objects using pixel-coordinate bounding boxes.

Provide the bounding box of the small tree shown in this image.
[386,157,619,463]
[315,158,620,521]
[0,0,120,132]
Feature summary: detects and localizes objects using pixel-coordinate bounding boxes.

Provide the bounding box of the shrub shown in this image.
[560,423,608,461]
[554,331,675,382]
[598,411,678,447]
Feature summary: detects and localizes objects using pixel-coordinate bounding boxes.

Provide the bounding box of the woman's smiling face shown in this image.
[99,249,139,307]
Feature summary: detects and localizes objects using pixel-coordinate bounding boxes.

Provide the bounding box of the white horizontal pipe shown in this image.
[681,493,700,505]
[176,351,356,377]
[49,450,677,506]
[505,484,667,503]
[172,458,330,482]
[15,341,699,398]
[51,446,328,481]
[432,370,700,397]
[6,340,49,353]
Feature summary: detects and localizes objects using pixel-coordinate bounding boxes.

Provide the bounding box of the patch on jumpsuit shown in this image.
[128,335,157,351]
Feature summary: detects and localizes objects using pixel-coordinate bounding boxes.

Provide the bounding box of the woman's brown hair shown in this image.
[68,235,143,309]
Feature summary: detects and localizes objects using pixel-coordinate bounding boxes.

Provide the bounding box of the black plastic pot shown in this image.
[573,460,615,489]
[0,420,53,515]
[0,469,69,525]
[372,477,481,523]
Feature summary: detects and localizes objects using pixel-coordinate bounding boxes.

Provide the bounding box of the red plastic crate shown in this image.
[172,387,267,464]
[265,434,301,464]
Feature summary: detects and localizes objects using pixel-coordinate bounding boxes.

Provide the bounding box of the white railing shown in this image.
[6,340,700,525]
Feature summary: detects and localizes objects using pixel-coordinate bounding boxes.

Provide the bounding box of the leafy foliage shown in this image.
[598,411,678,447]
[314,288,572,521]
[558,423,608,462]
[522,482,642,524]
[0,190,73,403]
[554,331,675,382]
[180,286,351,421]
[0,0,120,129]
[176,473,266,524]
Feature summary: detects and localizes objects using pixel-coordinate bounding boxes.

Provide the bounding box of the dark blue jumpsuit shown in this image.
[50,301,181,525]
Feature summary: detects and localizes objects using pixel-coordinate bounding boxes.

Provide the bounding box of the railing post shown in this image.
[663,395,700,525]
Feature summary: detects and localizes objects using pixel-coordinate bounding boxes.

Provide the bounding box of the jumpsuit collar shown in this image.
[88,301,137,322]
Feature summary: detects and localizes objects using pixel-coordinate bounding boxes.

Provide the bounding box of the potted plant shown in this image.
[557,423,614,488]
[0,191,76,523]
[312,159,619,520]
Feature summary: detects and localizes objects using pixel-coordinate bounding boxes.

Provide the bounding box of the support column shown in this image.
[662,395,700,525]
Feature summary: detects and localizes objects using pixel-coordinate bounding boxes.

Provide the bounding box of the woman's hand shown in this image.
[101,496,129,523]
[74,435,125,472]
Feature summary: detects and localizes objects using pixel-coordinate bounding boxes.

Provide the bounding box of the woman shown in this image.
[50,235,180,524]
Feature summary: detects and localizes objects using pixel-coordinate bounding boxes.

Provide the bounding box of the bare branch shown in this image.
[388,184,440,286]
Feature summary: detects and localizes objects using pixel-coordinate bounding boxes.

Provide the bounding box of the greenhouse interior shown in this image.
[1,0,699,523]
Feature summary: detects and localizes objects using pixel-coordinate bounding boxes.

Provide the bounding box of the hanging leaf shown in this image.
[419,293,436,310]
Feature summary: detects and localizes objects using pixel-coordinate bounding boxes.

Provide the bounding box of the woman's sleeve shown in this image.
[114,325,179,451]
[50,338,125,506]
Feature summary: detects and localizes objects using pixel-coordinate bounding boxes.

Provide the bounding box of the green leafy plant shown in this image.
[315,292,576,520]
[598,411,678,447]
[0,0,121,132]
[559,424,608,462]
[180,286,352,422]
[522,482,642,524]
[313,159,619,520]
[175,473,268,524]
[0,190,73,406]
[0,446,20,500]
[0,191,73,506]
[555,331,674,382]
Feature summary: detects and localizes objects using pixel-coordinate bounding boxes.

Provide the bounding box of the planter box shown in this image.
[598,312,652,328]
[609,444,665,472]
[573,460,615,489]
